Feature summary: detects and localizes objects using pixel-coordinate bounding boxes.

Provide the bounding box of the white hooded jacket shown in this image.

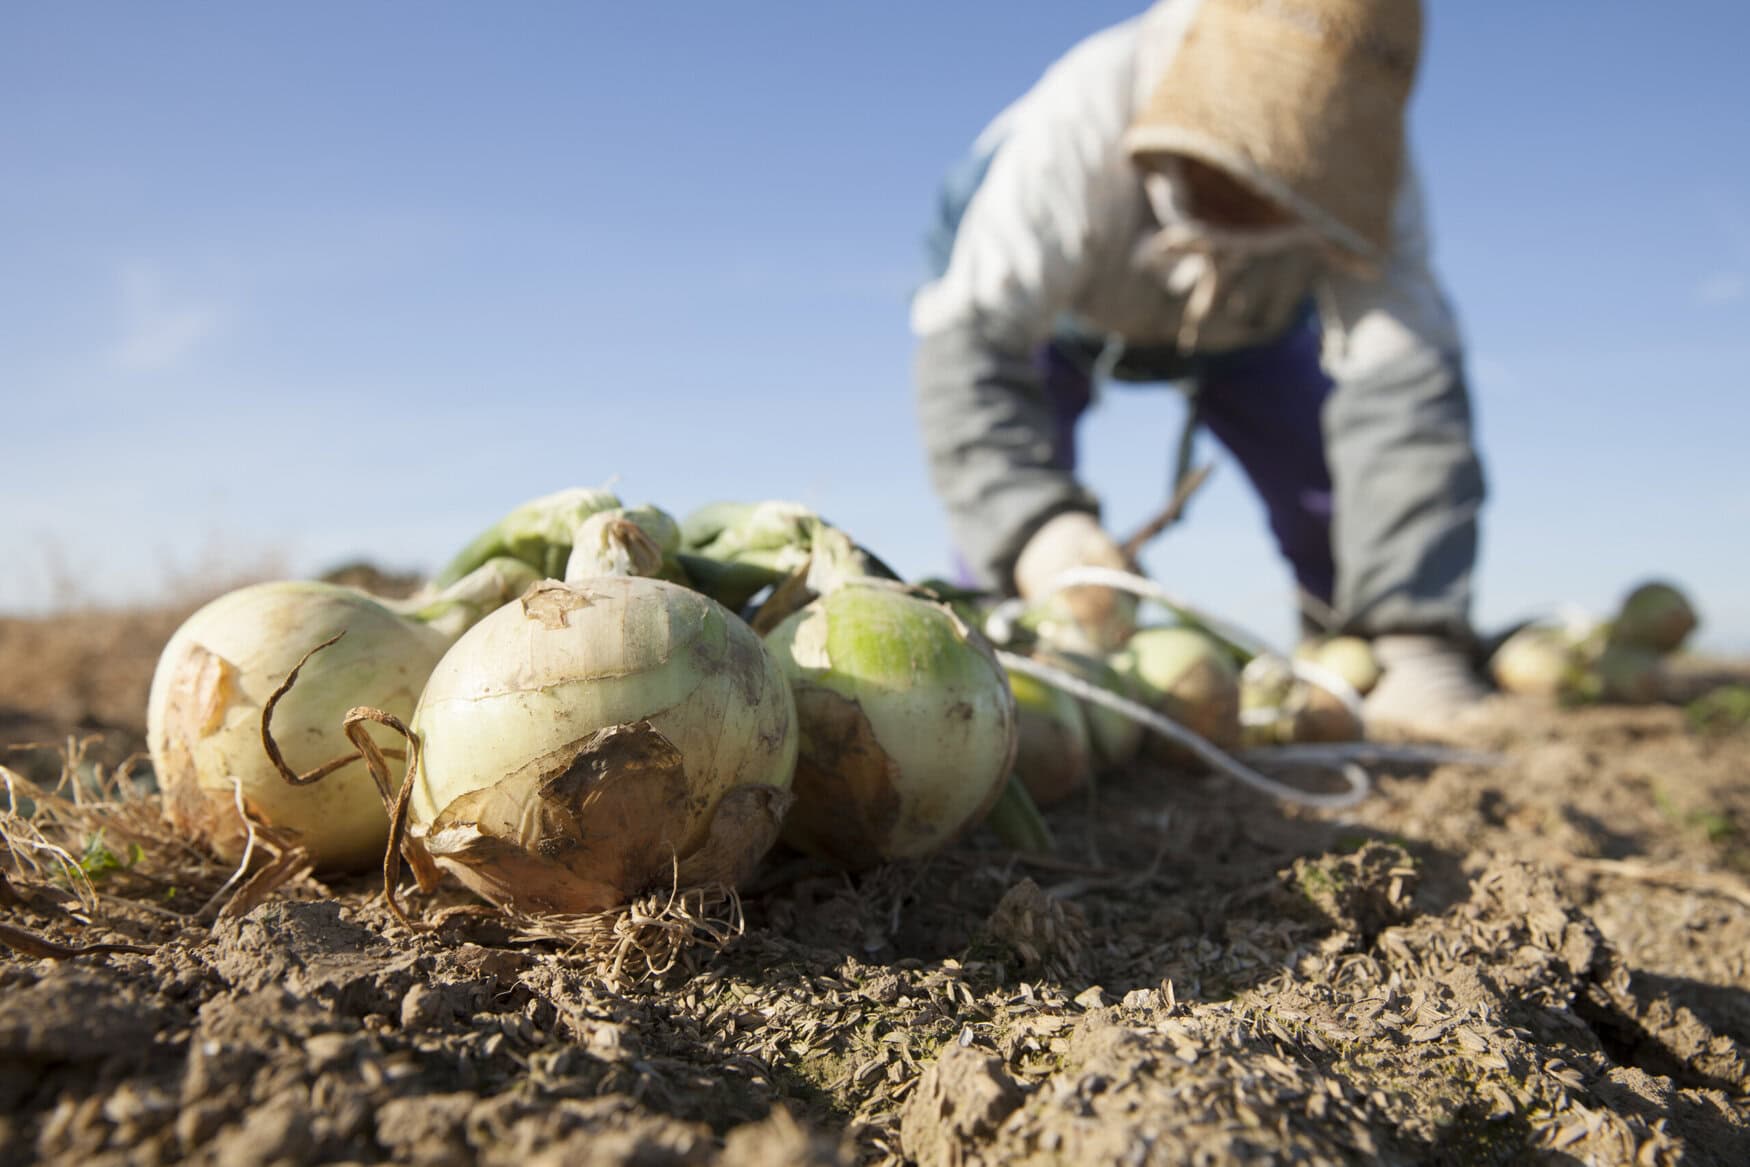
[911,0,1483,638]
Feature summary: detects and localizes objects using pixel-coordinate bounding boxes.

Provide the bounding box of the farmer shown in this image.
[912,0,1487,729]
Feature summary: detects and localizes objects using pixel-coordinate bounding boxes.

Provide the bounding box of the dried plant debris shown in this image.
[3,626,1750,1165]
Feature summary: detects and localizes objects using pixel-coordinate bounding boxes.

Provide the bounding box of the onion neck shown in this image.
[431,487,622,587]
[394,557,540,641]
[566,518,665,582]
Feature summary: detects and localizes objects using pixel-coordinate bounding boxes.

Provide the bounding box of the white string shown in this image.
[1239,742,1502,768]
[1280,657,1365,723]
[998,650,1370,811]
[1140,222,1326,351]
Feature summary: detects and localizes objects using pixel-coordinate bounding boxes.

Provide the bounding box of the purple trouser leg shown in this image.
[1037,343,1093,472]
[1194,317,1336,605]
[1035,316,1336,605]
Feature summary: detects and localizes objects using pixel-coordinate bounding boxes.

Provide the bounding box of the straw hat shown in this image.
[1124,0,1423,263]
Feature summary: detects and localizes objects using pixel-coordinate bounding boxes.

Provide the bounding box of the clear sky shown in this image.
[4,2,1747,653]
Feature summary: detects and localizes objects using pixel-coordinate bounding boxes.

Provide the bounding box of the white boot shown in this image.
[1362,634,1490,737]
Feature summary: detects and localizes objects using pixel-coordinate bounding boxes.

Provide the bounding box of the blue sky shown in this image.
[4,3,1747,653]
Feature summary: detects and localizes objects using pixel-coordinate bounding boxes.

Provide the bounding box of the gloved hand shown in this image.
[1361,634,1491,736]
[1013,511,1138,653]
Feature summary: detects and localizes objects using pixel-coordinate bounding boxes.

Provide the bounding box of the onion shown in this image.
[403,576,798,914]
[1240,655,1362,745]
[1034,648,1143,770]
[1114,626,1241,762]
[764,582,1018,868]
[1491,625,1583,698]
[1610,581,1698,654]
[1006,666,1093,807]
[1017,592,1100,655]
[1294,635,1381,696]
[1586,643,1666,705]
[1286,686,1365,743]
[1240,655,1295,747]
[148,581,452,872]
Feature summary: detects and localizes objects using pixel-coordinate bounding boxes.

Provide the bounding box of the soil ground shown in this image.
[2,598,1748,1166]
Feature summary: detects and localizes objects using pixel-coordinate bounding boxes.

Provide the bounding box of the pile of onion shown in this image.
[1489,577,1701,707]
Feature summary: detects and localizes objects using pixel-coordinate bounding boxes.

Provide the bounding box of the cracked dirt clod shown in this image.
[1287,839,1420,948]
[206,899,420,1017]
[898,1045,1024,1167]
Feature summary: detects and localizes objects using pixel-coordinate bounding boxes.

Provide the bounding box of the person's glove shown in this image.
[1361,634,1491,736]
[1013,511,1138,653]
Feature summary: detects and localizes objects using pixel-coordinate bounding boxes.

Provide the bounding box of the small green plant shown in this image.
[1334,831,1412,855]
[77,831,143,882]
[1295,863,1342,897]
[1652,787,1740,846]
[1685,684,1750,736]
[1692,810,1737,844]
